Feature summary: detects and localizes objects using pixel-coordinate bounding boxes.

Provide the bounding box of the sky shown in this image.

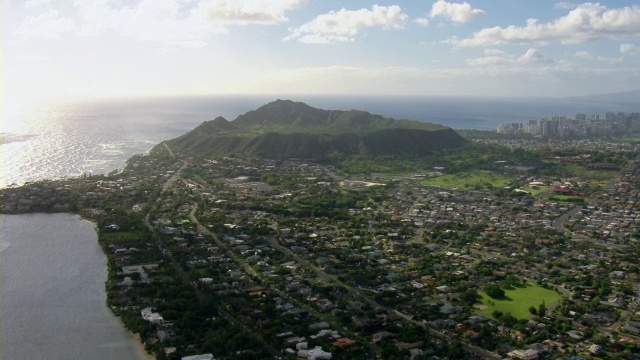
[3,0,640,101]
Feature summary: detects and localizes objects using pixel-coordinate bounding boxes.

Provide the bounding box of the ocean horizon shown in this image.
[2,94,639,188]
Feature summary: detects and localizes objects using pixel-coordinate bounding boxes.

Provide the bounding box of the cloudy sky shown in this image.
[3,0,640,100]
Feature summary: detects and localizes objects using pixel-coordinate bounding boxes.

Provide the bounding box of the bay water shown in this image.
[0,213,148,360]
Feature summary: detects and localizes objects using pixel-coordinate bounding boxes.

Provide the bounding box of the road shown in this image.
[142,154,283,359]
[156,147,497,359]
[188,204,344,344]
[162,142,176,158]
[552,206,582,235]
[546,285,572,315]
[601,283,640,335]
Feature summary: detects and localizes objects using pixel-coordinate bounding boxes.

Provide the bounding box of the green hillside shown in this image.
[166,100,466,160]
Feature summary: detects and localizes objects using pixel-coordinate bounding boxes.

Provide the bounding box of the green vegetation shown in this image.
[615,134,640,143]
[550,195,585,203]
[562,164,619,184]
[483,284,505,299]
[420,171,511,191]
[456,129,534,140]
[167,100,467,160]
[521,185,550,197]
[478,283,561,319]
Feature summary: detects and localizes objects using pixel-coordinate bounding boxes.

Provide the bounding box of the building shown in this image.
[298,346,332,360]
[507,349,539,360]
[181,354,214,360]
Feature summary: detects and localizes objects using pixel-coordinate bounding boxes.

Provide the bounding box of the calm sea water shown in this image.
[0,213,147,360]
[2,95,638,188]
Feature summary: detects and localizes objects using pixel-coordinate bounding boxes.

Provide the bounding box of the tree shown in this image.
[484,284,505,299]
[460,288,480,305]
[499,313,518,327]
[538,300,546,316]
[529,306,537,315]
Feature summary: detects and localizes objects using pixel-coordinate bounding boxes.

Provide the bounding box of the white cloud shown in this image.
[554,2,577,10]
[69,0,304,48]
[574,50,623,63]
[456,3,640,47]
[430,0,485,24]
[596,56,623,64]
[203,0,305,25]
[284,5,408,44]
[466,56,513,66]
[518,48,554,64]
[15,9,74,39]
[467,48,553,66]
[620,43,640,55]
[415,17,430,27]
[24,0,50,9]
[484,48,507,56]
[574,50,593,59]
[73,0,223,47]
[253,63,640,97]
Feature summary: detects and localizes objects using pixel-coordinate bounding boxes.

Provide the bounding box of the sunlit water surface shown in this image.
[3,95,636,188]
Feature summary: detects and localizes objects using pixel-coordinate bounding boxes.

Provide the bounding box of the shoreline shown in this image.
[112,314,155,360]
[94,214,155,360]
[87,211,155,360]
[130,330,156,360]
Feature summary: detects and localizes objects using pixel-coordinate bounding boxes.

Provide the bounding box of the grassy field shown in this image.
[522,185,550,197]
[477,283,562,319]
[550,195,585,203]
[420,171,511,191]
[616,135,640,143]
[563,164,619,185]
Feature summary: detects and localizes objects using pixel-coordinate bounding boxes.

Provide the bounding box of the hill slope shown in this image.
[167,100,466,160]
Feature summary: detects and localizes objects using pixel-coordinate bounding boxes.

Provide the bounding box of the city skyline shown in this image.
[497,110,640,137]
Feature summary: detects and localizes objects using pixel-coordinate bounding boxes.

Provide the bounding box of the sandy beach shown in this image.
[114,315,155,360]
[131,332,156,360]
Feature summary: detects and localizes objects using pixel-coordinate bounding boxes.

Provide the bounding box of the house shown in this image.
[141,307,163,323]
[298,346,332,360]
[332,338,356,347]
[157,328,177,342]
[395,341,423,350]
[507,349,539,360]
[588,344,603,355]
[567,330,584,340]
[622,323,640,335]
[181,354,214,360]
[440,303,456,315]
[372,331,396,343]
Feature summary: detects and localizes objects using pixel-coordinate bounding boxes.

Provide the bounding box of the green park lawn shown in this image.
[550,195,585,203]
[477,283,562,319]
[420,171,511,191]
[616,135,640,143]
[522,185,550,197]
[563,164,619,185]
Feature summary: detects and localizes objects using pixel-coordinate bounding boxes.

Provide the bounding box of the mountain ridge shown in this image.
[166,100,466,160]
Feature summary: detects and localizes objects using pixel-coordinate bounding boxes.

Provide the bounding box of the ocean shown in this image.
[0,213,148,360]
[2,94,639,188]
